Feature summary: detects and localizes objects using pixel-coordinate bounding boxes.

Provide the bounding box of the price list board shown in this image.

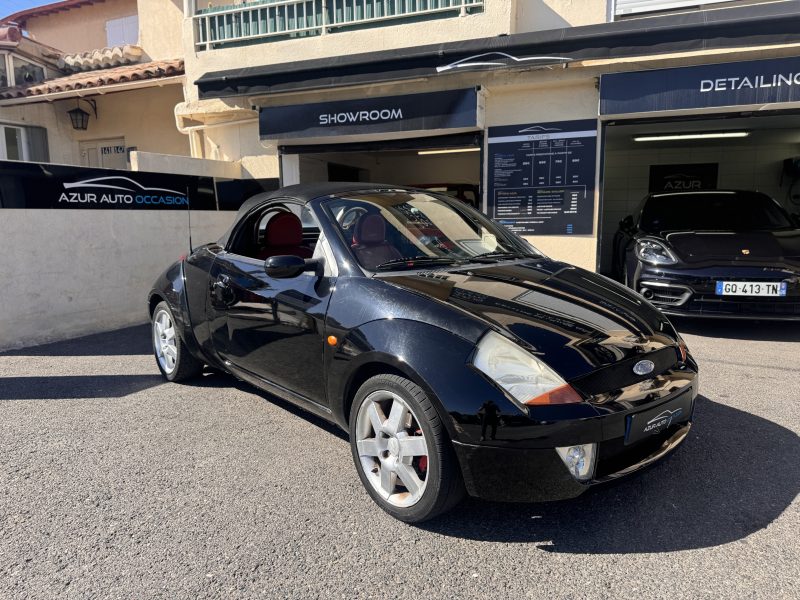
[487,120,597,235]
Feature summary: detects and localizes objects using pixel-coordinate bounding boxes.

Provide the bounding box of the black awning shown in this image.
[196,0,800,99]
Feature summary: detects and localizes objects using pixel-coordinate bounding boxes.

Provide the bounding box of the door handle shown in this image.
[212,274,231,290]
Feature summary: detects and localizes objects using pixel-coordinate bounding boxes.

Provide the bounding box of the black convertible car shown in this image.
[613,190,800,319]
[150,183,699,522]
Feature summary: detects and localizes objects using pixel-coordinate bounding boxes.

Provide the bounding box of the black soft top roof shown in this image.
[217,182,413,247]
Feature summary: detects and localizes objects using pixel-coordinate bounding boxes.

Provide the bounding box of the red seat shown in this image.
[258,212,313,260]
[351,214,402,270]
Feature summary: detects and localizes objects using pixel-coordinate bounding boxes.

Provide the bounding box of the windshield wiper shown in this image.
[469,251,539,263]
[373,256,463,271]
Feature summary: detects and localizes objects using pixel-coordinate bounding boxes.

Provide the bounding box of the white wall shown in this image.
[601,140,799,271]
[0,210,236,351]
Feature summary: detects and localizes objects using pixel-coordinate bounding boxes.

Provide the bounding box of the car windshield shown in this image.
[324,190,540,271]
[639,191,794,233]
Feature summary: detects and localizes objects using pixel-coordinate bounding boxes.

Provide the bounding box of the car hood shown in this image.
[663,229,800,264]
[379,259,679,381]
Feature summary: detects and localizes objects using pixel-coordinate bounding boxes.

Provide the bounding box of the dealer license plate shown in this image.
[715,281,787,297]
[625,392,693,446]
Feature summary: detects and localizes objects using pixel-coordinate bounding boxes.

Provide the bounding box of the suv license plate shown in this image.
[715,281,787,297]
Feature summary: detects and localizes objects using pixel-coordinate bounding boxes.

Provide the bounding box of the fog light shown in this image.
[555,443,597,482]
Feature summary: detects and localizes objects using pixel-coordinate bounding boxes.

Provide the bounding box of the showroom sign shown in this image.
[600,55,800,114]
[259,88,479,139]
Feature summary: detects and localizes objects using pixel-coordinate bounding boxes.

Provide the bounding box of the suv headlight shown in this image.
[635,239,678,265]
[472,331,582,412]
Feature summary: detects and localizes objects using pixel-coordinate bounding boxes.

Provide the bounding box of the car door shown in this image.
[207,203,335,407]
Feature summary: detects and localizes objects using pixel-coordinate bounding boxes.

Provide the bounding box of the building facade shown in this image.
[0,0,800,272]
[0,0,189,169]
[176,0,800,272]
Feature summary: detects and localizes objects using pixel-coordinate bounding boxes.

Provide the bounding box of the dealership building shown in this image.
[3,0,800,346]
[177,0,800,273]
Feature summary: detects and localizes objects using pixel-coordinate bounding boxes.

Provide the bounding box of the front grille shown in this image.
[570,346,680,396]
[650,288,689,306]
[684,295,800,317]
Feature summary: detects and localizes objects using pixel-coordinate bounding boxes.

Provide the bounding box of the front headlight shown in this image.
[472,331,582,411]
[635,239,678,265]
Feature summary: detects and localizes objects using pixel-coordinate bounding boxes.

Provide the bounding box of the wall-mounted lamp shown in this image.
[67,98,98,131]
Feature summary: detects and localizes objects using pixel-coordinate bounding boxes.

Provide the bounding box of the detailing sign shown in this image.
[600,55,800,114]
[487,120,597,236]
[259,88,478,139]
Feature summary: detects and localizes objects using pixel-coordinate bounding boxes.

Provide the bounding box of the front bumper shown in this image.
[634,264,800,320]
[452,387,696,503]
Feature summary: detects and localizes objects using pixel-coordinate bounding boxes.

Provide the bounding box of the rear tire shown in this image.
[151,301,203,382]
[349,374,465,523]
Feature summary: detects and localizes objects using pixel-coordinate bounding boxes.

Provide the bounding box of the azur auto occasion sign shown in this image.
[0,161,216,210]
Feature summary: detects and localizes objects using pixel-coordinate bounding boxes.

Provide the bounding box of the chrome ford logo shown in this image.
[633,360,655,376]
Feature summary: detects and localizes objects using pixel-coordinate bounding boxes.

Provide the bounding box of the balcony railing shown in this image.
[194,0,484,50]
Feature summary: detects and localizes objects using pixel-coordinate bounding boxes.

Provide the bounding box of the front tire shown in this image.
[349,374,465,523]
[151,301,203,382]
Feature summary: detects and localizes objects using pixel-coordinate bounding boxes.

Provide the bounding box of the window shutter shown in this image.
[26,126,50,163]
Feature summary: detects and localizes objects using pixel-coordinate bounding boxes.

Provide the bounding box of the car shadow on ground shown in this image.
[184,369,349,442]
[183,373,800,554]
[672,317,800,342]
[1,324,153,356]
[419,395,800,553]
[0,374,165,400]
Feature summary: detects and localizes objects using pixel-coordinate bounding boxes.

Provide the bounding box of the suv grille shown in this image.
[685,295,800,317]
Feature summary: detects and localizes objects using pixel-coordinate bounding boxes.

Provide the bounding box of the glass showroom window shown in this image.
[12,56,46,86]
[0,126,29,161]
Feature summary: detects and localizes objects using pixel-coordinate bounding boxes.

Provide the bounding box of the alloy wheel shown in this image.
[153,309,177,374]
[355,390,429,508]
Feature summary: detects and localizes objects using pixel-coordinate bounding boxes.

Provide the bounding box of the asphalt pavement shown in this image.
[1,319,798,599]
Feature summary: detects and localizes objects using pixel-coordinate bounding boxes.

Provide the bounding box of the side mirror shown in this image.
[264,255,321,278]
[792,213,800,228]
[619,215,635,234]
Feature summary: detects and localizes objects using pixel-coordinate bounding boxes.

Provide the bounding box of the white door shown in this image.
[79,138,127,169]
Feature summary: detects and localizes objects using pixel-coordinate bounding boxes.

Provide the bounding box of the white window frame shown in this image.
[105,14,139,47]
[0,124,30,162]
[0,52,49,88]
[612,0,743,18]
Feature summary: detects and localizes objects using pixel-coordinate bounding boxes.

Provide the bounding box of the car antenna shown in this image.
[186,184,193,253]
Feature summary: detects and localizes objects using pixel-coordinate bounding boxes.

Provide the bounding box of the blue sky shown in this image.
[3,1,53,16]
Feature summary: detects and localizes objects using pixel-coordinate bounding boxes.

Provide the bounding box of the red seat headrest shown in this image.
[266,212,302,247]
[353,214,387,246]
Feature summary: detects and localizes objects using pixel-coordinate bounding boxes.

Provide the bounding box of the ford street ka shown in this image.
[613,190,800,319]
[149,183,699,523]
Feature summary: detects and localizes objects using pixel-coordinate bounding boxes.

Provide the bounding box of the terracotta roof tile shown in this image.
[0,59,184,99]
[58,45,145,71]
